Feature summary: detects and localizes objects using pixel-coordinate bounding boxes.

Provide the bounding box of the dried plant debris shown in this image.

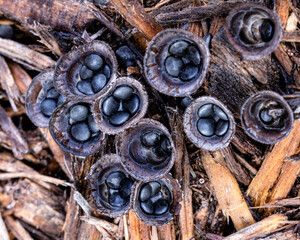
[0,0,299,239]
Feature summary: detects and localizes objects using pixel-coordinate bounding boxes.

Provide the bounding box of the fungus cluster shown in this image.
[25,2,292,226]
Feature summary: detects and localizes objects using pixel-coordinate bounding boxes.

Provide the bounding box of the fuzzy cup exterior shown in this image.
[87,154,135,218]
[54,40,118,101]
[241,91,294,144]
[144,29,210,97]
[93,77,148,135]
[26,70,58,128]
[183,96,236,151]
[225,3,282,60]
[116,118,175,181]
[132,175,182,226]
[49,100,102,156]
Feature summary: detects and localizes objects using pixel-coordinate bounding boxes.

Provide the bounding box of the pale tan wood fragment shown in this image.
[0,152,55,190]
[7,179,65,238]
[151,226,159,240]
[167,108,194,239]
[223,214,287,240]
[63,189,80,240]
[110,0,163,40]
[80,215,119,238]
[0,213,9,240]
[282,30,300,42]
[0,56,24,111]
[202,150,255,230]
[276,0,290,27]
[178,148,194,239]
[265,157,300,214]
[286,13,298,32]
[8,61,32,95]
[0,172,72,187]
[246,120,300,207]
[0,37,55,71]
[0,105,29,159]
[40,128,73,180]
[256,228,300,240]
[157,222,175,240]
[4,216,33,240]
[128,210,151,240]
[77,221,103,240]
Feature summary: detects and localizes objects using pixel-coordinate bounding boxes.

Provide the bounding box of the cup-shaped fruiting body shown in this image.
[93,77,148,135]
[183,96,236,151]
[87,154,135,218]
[241,91,294,144]
[116,119,175,181]
[144,29,210,97]
[54,41,118,101]
[26,70,66,127]
[225,3,282,60]
[49,100,102,156]
[132,175,182,226]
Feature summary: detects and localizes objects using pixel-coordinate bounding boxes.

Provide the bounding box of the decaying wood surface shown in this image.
[0,0,299,240]
[0,0,97,32]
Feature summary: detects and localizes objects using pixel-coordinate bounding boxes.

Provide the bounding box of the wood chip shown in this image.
[6,179,65,238]
[0,55,23,111]
[0,0,97,33]
[246,120,300,207]
[155,2,239,25]
[63,189,80,240]
[0,105,28,159]
[265,157,300,214]
[220,147,251,186]
[276,0,290,28]
[0,213,9,240]
[223,214,287,240]
[0,172,72,187]
[128,210,151,240]
[80,215,119,238]
[0,37,55,71]
[4,216,33,240]
[110,0,163,40]
[202,150,255,231]
[286,12,298,32]
[7,61,32,95]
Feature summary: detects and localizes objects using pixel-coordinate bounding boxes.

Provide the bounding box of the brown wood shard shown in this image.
[246,120,300,208]
[110,0,163,40]
[222,214,287,240]
[0,105,29,159]
[202,150,255,231]
[0,0,97,32]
